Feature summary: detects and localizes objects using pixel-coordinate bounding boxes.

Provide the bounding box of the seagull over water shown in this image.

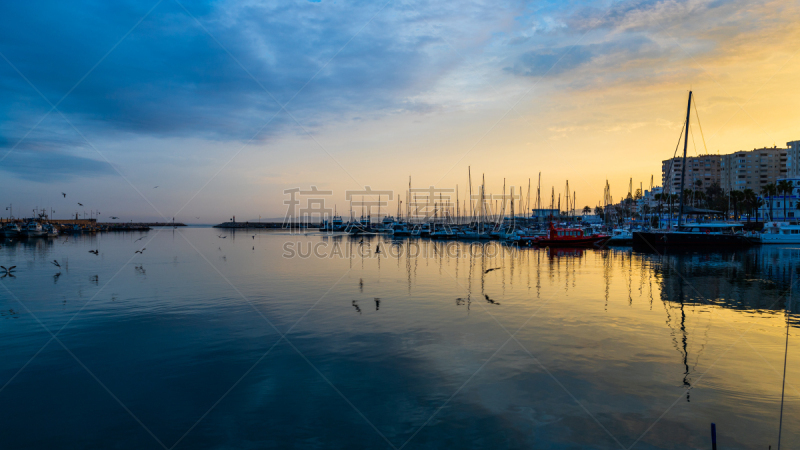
[77,203,83,206]
[135,248,146,254]
[88,250,99,255]
[51,260,61,268]
[61,192,66,198]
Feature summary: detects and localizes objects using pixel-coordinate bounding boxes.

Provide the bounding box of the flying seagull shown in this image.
[153,186,158,189]
[51,260,61,268]
[134,236,145,243]
[135,248,146,254]
[1,265,17,273]
[77,203,83,206]
[484,294,500,305]
[88,250,99,255]
[110,216,119,219]
[61,192,66,198]
[217,235,227,239]
[483,267,500,274]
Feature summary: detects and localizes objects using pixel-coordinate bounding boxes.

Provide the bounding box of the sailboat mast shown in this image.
[677,91,693,227]
[468,167,473,223]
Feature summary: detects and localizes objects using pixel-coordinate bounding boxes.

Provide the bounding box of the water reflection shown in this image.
[0,229,798,449]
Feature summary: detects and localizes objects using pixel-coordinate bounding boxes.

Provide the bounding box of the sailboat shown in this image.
[632,91,755,248]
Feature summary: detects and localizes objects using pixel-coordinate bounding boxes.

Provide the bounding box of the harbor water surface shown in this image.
[1,227,798,449]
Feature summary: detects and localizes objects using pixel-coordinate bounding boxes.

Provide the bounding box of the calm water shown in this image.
[1,227,798,449]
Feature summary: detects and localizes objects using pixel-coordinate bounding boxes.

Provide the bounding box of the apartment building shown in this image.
[661,155,721,195]
[785,140,800,178]
[720,146,787,192]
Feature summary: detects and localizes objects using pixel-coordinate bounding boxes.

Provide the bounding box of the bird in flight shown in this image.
[110,216,119,219]
[77,203,83,206]
[153,186,158,189]
[134,236,145,243]
[88,250,99,255]
[484,294,500,305]
[51,260,61,268]
[135,248,146,254]
[483,267,500,274]
[217,235,227,239]
[61,192,66,198]
[0,265,16,274]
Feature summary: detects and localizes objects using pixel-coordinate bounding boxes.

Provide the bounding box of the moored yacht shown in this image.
[391,223,412,236]
[320,215,346,232]
[605,229,633,245]
[633,222,754,247]
[632,91,756,249]
[758,222,800,244]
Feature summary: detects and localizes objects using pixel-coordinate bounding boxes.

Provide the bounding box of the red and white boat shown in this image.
[529,223,610,248]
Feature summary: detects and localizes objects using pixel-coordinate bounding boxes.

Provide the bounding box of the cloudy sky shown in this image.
[1,0,799,222]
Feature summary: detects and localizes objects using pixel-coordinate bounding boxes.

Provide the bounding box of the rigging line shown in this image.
[692,95,709,154]
[777,273,792,450]
[666,121,687,194]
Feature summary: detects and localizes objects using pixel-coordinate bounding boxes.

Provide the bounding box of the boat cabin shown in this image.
[548,224,585,239]
[676,223,744,234]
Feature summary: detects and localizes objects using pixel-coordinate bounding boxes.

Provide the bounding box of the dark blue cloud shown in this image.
[0,0,447,155]
[0,150,114,181]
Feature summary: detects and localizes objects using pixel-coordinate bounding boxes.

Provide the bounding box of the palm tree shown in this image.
[694,191,706,208]
[582,206,591,216]
[730,190,743,220]
[762,183,777,220]
[742,188,757,221]
[594,206,604,217]
[778,180,793,220]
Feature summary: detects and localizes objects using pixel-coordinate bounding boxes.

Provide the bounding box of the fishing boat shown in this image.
[44,223,59,237]
[21,221,45,237]
[532,223,610,248]
[1,222,22,238]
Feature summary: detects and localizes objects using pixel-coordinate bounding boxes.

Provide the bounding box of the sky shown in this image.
[1,0,799,223]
